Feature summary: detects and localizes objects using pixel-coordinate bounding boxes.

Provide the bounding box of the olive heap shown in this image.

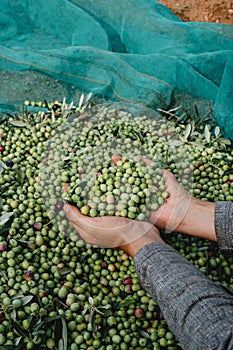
[0,98,232,350]
[40,108,174,225]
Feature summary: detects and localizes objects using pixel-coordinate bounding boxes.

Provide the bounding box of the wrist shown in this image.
[176,197,217,241]
[120,225,164,258]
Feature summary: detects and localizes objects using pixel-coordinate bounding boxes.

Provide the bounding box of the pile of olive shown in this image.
[0,99,232,350]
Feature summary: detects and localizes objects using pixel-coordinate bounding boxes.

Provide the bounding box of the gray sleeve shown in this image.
[134,243,233,350]
[215,201,233,254]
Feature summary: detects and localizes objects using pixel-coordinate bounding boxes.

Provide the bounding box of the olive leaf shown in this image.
[33,314,64,332]
[10,308,17,322]
[12,295,34,306]
[184,123,192,140]
[217,137,232,145]
[79,93,85,108]
[58,339,65,350]
[8,120,29,127]
[91,318,98,336]
[113,297,134,310]
[88,308,95,324]
[0,159,7,174]
[32,329,46,336]
[223,168,233,176]
[61,318,68,350]
[0,212,14,225]
[51,109,56,123]
[84,92,92,104]
[214,126,220,138]
[11,321,28,337]
[138,329,150,338]
[97,306,112,317]
[204,124,211,143]
[58,266,72,276]
[88,296,94,305]
[15,337,23,347]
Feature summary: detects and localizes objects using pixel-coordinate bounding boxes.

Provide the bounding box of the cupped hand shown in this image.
[64,204,164,256]
[149,169,192,232]
[140,156,192,232]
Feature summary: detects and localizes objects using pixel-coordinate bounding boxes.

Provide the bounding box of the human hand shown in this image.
[140,156,192,232]
[149,169,192,232]
[145,166,216,241]
[64,204,164,257]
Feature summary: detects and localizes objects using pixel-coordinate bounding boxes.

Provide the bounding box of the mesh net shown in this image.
[1,0,233,139]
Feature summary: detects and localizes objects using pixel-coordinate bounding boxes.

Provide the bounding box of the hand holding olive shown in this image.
[149,169,192,232]
[64,204,164,255]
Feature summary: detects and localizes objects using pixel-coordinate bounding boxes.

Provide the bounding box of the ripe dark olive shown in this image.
[123,277,132,285]
[134,307,145,318]
[6,159,14,167]
[0,242,7,253]
[24,270,34,280]
[33,222,42,231]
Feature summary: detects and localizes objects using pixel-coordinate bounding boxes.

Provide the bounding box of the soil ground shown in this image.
[158,0,233,24]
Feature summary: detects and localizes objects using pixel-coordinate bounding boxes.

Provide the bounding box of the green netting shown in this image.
[0,0,233,139]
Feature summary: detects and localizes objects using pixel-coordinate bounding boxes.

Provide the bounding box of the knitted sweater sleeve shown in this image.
[215,201,233,255]
[134,201,233,350]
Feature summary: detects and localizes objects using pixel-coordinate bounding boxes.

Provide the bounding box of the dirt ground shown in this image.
[158,0,233,24]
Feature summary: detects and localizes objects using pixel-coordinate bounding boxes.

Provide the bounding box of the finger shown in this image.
[140,155,152,166]
[64,204,86,227]
[111,154,122,165]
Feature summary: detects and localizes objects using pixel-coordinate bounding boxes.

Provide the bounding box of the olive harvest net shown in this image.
[0,0,233,139]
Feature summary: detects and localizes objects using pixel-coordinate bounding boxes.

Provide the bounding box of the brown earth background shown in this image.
[158,0,233,24]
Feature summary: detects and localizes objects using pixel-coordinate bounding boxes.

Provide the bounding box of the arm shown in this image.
[151,170,233,253]
[64,201,233,350]
[215,201,233,254]
[134,242,233,350]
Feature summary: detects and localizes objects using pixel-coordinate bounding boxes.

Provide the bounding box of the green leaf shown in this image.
[58,339,64,350]
[84,92,92,104]
[118,298,134,308]
[10,308,17,322]
[15,336,23,347]
[0,212,14,225]
[61,318,68,350]
[20,295,34,306]
[91,319,98,335]
[33,314,64,332]
[0,159,7,173]
[59,266,72,275]
[11,321,28,337]
[8,120,29,127]
[88,309,94,324]
[79,93,85,108]
[217,137,232,145]
[138,329,150,338]
[215,126,220,138]
[100,308,112,317]
[32,329,46,336]
[198,246,209,251]
[204,124,211,143]
[51,109,55,123]
[223,169,233,176]
[88,296,94,305]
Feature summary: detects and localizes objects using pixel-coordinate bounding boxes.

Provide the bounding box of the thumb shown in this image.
[64,204,82,223]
